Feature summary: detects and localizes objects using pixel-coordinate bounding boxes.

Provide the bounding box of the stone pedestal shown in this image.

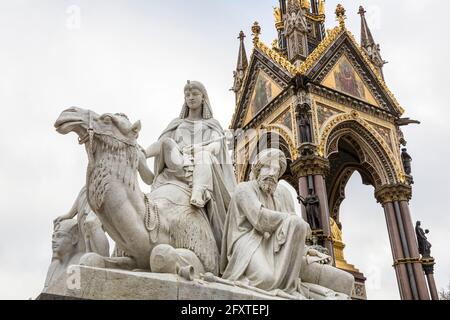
[42,265,286,300]
[39,265,353,300]
[332,241,367,300]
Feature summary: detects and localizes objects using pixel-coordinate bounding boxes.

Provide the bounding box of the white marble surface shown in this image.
[60,266,286,300]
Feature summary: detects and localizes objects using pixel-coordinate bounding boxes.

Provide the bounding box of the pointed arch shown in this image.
[318,112,404,186]
[241,129,297,188]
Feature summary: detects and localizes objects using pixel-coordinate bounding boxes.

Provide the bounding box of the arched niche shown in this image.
[243,130,297,189]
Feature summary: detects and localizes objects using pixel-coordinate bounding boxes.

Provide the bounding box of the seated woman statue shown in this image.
[145,81,236,275]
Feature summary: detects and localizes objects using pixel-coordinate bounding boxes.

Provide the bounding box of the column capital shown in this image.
[291,144,329,177]
[375,183,412,204]
[421,258,436,275]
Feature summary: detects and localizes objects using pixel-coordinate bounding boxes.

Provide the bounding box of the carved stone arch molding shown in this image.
[260,124,298,161]
[327,133,385,186]
[328,164,377,223]
[319,112,404,186]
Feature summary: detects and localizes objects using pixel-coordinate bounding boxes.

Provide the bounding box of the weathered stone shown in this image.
[55,266,284,300]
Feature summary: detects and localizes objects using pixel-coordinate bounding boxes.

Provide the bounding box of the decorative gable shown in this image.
[300,27,404,116]
[321,55,380,107]
[243,70,283,126]
[231,48,292,129]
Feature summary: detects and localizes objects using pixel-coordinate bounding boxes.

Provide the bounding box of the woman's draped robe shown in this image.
[221,180,309,294]
[148,118,235,274]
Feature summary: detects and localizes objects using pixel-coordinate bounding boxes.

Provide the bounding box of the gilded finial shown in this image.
[335,4,347,29]
[252,21,261,44]
[271,39,279,50]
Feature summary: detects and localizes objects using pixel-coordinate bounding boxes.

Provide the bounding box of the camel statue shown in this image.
[54,107,215,275]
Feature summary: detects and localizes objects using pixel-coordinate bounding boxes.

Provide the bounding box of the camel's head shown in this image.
[54,107,141,146]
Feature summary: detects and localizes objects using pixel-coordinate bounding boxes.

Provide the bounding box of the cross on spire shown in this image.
[231,31,249,96]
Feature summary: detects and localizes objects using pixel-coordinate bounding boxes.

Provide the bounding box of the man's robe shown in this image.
[220,180,309,294]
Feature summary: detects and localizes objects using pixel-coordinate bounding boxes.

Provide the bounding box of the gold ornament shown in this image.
[251,21,261,44]
[271,39,279,49]
[335,4,347,29]
[273,7,284,30]
[273,7,282,24]
[301,0,311,10]
[318,0,325,15]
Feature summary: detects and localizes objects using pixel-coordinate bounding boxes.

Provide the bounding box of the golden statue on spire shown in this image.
[273,6,284,31]
[335,3,347,28]
[301,0,311,11]
[251,21,261,44]
[273,6,282,24]
[318,0,325,15]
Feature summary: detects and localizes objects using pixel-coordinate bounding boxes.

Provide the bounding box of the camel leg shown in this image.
[79,253,137,271]
[300,258,355,296]
[83,213,110,257]
[150,244,205,278]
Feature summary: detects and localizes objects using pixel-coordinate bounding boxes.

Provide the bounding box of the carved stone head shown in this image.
[52,219,79,260]
[55,107,141,146]
[180,81,213,119]
[251,148,287,194]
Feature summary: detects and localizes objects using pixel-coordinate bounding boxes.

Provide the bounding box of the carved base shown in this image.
[332,241,367,300]
[40,265,352,300]
[348,271,367,300]
[43,265,284,300]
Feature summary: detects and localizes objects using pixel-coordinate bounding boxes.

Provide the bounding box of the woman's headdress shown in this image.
[179,80,213,119]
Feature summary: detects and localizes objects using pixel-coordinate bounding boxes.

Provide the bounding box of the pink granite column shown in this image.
[398,201,431,300]
[383,202,413,300]
[426,273,439,300]
[313,175,334,260]
[298,176,308,221]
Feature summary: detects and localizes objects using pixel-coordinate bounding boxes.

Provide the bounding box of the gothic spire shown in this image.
[359,5,375,48]
[284,0,309,65]
[236,31,248,73]
[358,6,387,79]
[231,31,248,95]
[287,0,302,13]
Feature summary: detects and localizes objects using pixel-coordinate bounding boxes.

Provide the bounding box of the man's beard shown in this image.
[257,175,278,194]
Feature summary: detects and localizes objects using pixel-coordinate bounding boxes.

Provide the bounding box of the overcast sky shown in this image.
[0,0,449,300]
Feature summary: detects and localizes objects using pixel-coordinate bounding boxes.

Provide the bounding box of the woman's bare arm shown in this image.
[138,150,155,185]
[145,141,162,159]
